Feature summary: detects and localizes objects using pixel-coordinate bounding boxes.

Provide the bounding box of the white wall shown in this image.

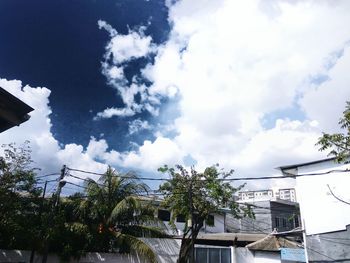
[234,248,281,263]
[254,251,280,263]
[295,160,350,235]
[164,213,225,235]
[0,250,147,263]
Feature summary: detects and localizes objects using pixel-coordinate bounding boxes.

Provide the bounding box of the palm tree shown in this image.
[77,167,166,263]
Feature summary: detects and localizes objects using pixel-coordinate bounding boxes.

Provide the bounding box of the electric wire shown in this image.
[67,166,350,182]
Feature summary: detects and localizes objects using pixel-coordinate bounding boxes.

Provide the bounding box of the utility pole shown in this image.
[29,180,48,263]
[54,165,66,209]
[42,165,66,263]
[189,177,195,263]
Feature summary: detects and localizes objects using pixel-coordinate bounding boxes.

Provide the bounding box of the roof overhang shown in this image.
[0,87,34,132]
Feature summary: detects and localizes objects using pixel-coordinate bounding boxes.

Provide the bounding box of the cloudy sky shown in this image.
[1,0,350,192]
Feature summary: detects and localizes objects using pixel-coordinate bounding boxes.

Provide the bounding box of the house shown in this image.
[157,208,226,235]
[279,158,350,262]
[226,198,300,234]
[0,87,33,133]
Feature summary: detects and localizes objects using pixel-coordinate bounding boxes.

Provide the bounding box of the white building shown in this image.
[279,157,350,262]
[237,188,297,202]
[157,208,226,235]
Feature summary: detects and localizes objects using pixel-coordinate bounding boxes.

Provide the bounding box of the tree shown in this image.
[317,101,350,163]
[158,165,252,263]
[77,167,166,263]
[0,141,42,254]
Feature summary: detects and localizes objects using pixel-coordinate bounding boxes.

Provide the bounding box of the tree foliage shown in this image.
[317,101,350,163]
[0,141,42,250]
[0,143,165,262]
[76,167,166,262]
[158,165,252,263]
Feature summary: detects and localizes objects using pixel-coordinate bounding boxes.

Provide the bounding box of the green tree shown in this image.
[77,167,166,262]
[0,141,42,251]
[158,165,252,263]
[317,101,350,162]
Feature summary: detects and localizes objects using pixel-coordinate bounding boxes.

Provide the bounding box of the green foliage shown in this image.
[158,165,251,263]
[75,167,166,262]
[0,143,165,262]
[317,101,350,163]
[158,165,247,231]
[0,141,42,250]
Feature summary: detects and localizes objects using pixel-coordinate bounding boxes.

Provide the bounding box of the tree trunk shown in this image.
[177,221,203,263]
[29,249,35,263]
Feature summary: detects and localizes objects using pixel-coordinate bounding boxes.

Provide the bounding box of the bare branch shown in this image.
[327,184,350,205]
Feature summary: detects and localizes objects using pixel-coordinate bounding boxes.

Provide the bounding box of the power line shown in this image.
[35,173,60,179]
[67,166,350,182]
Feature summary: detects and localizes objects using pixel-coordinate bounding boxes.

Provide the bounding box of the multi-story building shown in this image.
[226,198,300,234]
[237,188,297,202]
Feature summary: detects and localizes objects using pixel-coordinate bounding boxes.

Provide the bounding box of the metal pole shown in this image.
[54,165,66,208]
[189,178,195,263]
[42,165,66,263]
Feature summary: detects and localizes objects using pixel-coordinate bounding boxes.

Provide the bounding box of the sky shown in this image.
[1,0,350,192]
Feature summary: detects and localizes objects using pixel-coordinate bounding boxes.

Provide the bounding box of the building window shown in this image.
[194,247,231,263]
[158,209,170,221]
[282,218,287,228]
[177,214,186,223]
[294,215,299,228]
[206,215,215,226]
[275,217,280,228]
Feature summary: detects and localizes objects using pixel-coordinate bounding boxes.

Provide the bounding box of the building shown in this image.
[157,208,226,235]
[275,188,297,202]
[226,198,300,234]
[279,157,350,262]
[238,188,297,202]
[0,87,33,133]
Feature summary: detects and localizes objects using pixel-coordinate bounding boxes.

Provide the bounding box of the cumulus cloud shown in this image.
[0,79,108,181]
[128,119,152,135]
[3,1,350,192]
[95,20,158,119]
[96,0,350,188]
[299,44,350,133]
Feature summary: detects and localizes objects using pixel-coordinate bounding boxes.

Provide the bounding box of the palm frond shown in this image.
[109,196,141,223]
[116,233,158,263]
[121,225,168,238]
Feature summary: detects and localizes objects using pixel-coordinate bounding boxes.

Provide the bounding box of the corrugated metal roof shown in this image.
[246,234,301,251]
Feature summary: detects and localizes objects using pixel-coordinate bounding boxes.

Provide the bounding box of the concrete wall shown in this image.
[233,248,282,263]
[0,250,147,263]
[226,201,273,234]
[306,225,350,262]
[254,251,281,263]
[0,247,285,263]
[296,160,350,235]
[0,239,181,263]
[226,200,298,234]
[162,213,226,235]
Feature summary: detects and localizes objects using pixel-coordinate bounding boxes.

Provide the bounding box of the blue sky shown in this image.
[1,0,350,190]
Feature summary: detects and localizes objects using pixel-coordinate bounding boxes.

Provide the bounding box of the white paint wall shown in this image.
[295,160,350,235]
[0,250,147,263]
[254,251,280,263]
[234,248,281,263]
[164,213,226,235]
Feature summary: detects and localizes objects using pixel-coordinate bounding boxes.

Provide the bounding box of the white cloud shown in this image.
[96,20,156,119]
[299,45,350,133]
[98,0,350,189]
[128,119,152,135]
[3,1,350,192]
[0,79,108,182]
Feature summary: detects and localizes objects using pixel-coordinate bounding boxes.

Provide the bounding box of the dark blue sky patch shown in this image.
[0,0,170,151]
